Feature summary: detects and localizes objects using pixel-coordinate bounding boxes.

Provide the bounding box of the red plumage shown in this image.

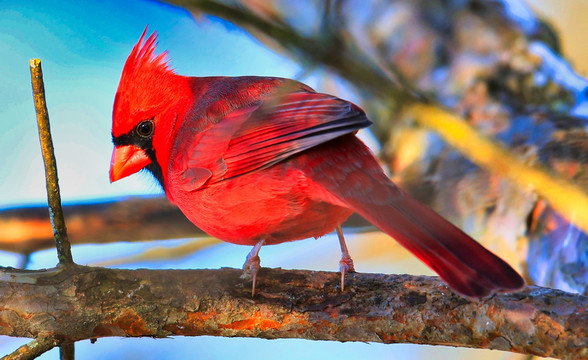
[110,30,524,297]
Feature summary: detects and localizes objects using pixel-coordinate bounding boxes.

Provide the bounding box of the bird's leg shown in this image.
[242,239,265,296]
[336,225,355,291]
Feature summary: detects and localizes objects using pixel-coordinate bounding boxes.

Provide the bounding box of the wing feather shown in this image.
[181,90,371,190]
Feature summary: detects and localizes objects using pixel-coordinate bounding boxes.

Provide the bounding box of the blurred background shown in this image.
[1,0,587,359]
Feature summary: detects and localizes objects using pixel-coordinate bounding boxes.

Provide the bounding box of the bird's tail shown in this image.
[307,136,525,297]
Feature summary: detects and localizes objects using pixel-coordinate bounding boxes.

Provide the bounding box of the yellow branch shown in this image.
[409,103,588,234]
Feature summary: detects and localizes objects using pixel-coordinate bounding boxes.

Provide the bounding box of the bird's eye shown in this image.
[136,120,154,137]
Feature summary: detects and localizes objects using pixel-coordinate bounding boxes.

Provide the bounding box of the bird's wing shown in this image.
[180,90,372,190]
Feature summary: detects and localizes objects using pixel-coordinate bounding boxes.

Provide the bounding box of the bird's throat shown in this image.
[144,149,165,189]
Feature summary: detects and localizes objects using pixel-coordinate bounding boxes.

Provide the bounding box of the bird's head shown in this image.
[110,29,190,186]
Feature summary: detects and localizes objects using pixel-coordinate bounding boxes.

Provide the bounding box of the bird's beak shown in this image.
[109,145,151,183]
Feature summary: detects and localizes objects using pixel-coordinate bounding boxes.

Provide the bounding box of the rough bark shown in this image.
[1,265,586,359]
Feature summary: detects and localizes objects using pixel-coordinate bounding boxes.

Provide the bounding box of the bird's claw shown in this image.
[242,253,261,296]
[339,255,355,291]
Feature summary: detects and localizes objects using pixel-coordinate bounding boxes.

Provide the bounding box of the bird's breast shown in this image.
[166,160,352,246]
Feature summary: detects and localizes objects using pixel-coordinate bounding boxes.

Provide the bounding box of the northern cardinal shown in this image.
[110,30,524,297]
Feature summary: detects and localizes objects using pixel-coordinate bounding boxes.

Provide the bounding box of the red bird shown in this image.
[110,31,524,298]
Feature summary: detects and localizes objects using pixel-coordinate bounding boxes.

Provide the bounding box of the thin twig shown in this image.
[29,59,74,264]
[0,336,56,360]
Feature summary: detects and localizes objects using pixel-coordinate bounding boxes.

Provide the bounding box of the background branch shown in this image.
[0,197,371,255]
[408,103,588,235]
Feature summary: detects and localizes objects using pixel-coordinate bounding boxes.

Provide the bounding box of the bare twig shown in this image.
[29,59,73,264]
[0,266,586,359]
[0,336,56,360]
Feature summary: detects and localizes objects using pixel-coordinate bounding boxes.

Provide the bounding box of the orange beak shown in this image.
[109,145,151,183]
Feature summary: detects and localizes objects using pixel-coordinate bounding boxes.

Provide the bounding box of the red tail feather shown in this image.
[308,136,524,298]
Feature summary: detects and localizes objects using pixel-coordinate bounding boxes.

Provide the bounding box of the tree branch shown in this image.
[1,266,585,359]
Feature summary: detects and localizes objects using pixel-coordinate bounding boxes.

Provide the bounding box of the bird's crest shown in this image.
[113,27,179,136]
[119,27,172,90]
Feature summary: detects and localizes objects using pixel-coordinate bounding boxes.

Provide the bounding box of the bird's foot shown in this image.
[241,239,264,296]
[339,255,355,291]
[336,225,355,291]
